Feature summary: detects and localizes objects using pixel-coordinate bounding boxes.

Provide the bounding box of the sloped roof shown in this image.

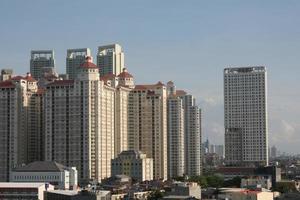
[118,71,133,78]
[13,161,68,172]
[0,80,15,88]
[80,56,97,68]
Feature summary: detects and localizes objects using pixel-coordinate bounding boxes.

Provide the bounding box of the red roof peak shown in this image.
[80,56,97,68]
[118,68,133,78]
[25,72,36,82]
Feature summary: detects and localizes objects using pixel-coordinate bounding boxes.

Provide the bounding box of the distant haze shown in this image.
[1,0,299,153]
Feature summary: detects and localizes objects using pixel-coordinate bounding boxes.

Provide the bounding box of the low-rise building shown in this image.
[218,188,274,200]
[10,161,77,190]
[164,182,201,200]
[241,176,272,190]
[45,190,111,200]
[111,150,153,181]
[0,182,54,200]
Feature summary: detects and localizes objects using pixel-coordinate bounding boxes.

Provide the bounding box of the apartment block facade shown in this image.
[224,66,268,166]
[44,57,115,183]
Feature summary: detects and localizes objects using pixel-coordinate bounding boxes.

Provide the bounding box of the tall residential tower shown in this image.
[224,66,268,167]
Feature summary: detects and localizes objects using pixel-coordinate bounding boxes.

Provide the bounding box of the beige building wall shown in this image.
[115,87,130,156]
[128,83,168,180]
[0,74,42,181]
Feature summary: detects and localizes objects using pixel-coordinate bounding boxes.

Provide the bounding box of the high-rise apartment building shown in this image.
[45,57,115,183]
[0,73,43,181]
[224,66,268,166]
[97,44,124,77]
[66,48,91,80]
[180,94,202,176]
[166,81,185,178]
[30,50,55,80]
[128,82,168,180]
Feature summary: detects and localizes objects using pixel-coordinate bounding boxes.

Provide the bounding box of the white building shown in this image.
[111,150,153,181]
[45,57,115,184]
[97,44,125,77]
[30,50,55,79]
[224,67,268,166]
[167,81,185,178]
[179,94,202,176]
[0,182,54,200]
[66,48,92,80]
[10,161,77,190]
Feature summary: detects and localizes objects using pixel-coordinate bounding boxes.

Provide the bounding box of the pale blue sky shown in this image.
[1,0,300,153]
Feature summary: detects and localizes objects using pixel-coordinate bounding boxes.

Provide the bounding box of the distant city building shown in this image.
[45,57,115,184]
[224,66,268,166]
[111,150,153,181]
[128,82,168,180]
[10,161,77,190]
[30,50,55,79]
[0,73,44,181]
[270,146,277,159]
[66,48,92,80]
[167,81,185,178]
[0,182,54,200]
[97,44,124,77]
[215,145,225,158]
[0,69,13,81]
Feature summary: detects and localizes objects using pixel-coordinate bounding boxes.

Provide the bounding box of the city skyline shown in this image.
[1,0,300,153]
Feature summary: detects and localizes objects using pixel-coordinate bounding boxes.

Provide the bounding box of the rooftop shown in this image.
[0,182,47,188]
[13,161,69,172]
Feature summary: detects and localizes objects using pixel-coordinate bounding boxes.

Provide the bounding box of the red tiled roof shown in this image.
[176,90,187,96]
[47,80,74,86]
[134,82,165,90]
[11,76,24,81]
[80,56,97,68]
[100,73,116,81]
[0,80,15,88]
[25,73,36,82]
[80,62,98,68]
[118,71,133,78]
[156,81,165,86]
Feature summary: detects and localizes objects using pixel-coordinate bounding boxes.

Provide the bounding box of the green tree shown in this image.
[147,190,164,200]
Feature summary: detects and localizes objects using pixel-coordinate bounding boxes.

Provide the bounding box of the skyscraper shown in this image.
[180,94,202,176]
[45,57,115,183]
[224,66,268,167]
[66,48,91,80]
[30,50,55,80]
[167,95,185,178]
[128,82,168,180]
[0,73,43,181]
[97,44,124,77]
[166,81,185,178]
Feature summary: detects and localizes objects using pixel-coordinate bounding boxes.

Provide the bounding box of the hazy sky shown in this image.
[1,0,300,153]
